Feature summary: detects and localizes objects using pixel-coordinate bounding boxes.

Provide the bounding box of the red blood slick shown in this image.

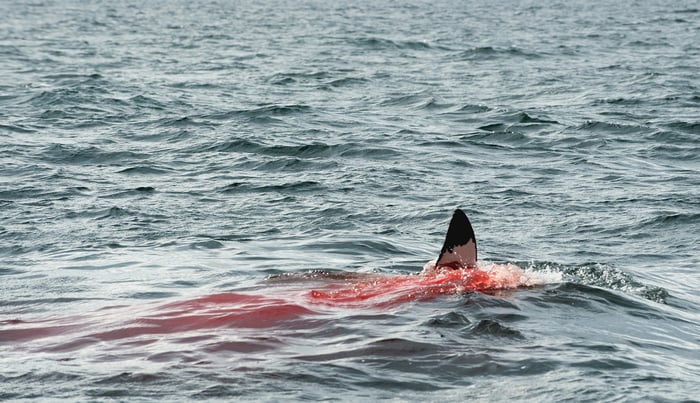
[309,268,497,307]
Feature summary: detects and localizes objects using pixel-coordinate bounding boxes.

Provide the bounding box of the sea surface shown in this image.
[1,0,699,400]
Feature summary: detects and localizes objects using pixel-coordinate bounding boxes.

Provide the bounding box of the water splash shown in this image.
[527,261,668,304]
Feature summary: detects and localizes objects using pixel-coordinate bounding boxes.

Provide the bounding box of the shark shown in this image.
[434,208,478,270]
[308,208,534,305]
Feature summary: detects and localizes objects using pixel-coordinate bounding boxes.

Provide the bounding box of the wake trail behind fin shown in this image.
[435,209,478,269]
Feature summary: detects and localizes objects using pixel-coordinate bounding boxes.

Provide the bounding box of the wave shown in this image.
[267,71,331,85]
[233,157,339,172]
[533,262,668,304]
[219,180,325,195]
[452,46,542,61]
[471,111,561,137]
[41,144,149,165]
[351,37,437,51]
[117,166,173,175]
[0,183,88,202]
[0,123,36,134]
[664,121,700,135]
[576,120,652,135]
[267,72,370,89]
[449,103,491,114]
[207,104,312,120]
[195,138,400,160]
[636,212,700,231]
[324,76,369,88]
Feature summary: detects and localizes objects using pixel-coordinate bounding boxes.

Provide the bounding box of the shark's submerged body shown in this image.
[2,209,550,345]
[307,209,530,306]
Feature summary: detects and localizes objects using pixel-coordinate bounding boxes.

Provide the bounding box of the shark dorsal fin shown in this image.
[435,209,478,269]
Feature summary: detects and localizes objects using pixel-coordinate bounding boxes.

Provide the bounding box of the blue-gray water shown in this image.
[1,0,699,400]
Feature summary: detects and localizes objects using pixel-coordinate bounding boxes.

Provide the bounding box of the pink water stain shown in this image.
[0,264,531,350]
[308,264,525,307]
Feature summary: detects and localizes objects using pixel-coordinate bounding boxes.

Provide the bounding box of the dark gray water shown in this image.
[1,0,699,400]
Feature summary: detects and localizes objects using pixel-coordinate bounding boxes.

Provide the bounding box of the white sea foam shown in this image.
[425,260,563,289]
[478,261,562,288]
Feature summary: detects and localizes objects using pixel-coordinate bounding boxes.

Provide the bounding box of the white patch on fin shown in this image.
[436,239,477,268]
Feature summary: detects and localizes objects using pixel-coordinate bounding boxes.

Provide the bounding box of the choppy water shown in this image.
[1,0,699,400]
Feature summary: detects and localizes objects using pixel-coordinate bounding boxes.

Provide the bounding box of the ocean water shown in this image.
[1,0,699,400]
